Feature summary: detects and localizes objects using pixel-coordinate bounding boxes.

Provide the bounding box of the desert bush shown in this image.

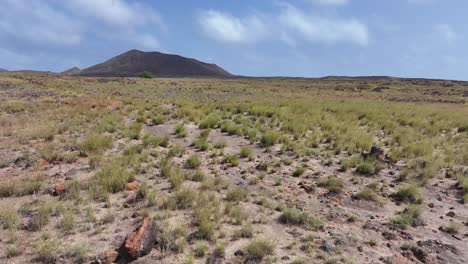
[293,166,305,177]
[95,162,133,194]
[34,238,60,263]
[240,146,254,160]
[356,159,385,175]
[168,144,185,157]
[142,134,169,148]
[317,177,344,194]
[244,238,275,261]
[67,242,89,264]
[222,154,240,167]
[354,187,379,201]
[0,176,43,197]
[279,207,323,229]
[443,223,460,234]
[0,206,20,230]
[213,139,227,149]
[125,122,142,140]
[393,184,422,203]
[226,187,247,202]
[174,187,196,209]
[390,205,422,229]
[199,114,219,129]
[31,204,51,231]
[139,71,154,78]
[233,224,254,239]
[194,242,208,257]
[186,154,201,169]
[189,170,205,182]
[175,123,187,138]
[261,130,280,147]
[79,134,112,155]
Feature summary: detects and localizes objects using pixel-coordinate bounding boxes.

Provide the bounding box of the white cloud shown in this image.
[309,0,349,5]
[0,0,82,46]
[198,3,368,46]
[64,0,163,28]
[433,24,456,45]
[0,0,162,48]
[279,4,369,46]
[198,10,267,44]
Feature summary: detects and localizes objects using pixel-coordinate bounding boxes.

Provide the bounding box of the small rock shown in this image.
[428,203,434,208]
[446,211,455,217]
[127,181,139,191]
[52,183,66,196]
[97,250,119,264]
[320,241,335,252]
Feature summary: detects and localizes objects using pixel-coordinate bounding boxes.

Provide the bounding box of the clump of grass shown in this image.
[0,206,20,230]
[293,166,305,177]
[174,187,197,209]
[393,184,423,203]
[94,161,133,194]
[213,139,227,149]
[34,238,60,263]
[240,146,254,160]
[199,114,219,129]
[67,242,89,264]
[0,176,43,198]
[168,144,185,157]
[317,177,344,194]
[175,123,187,138]
[60,211,75,232]
[142,134,169,148]
[79,134,112,155]
[356,158,385,176]
[32,204,51,231]
[189,170,205,182]
[261,130,280,147]
[194,242,208,257]
[278,207,323,230]
[192,130,210,151]
[233,224,254,239]
[443,223,460,234]
[229,206,245,225]
[354,187,379,201]
[226,187,247,202]
[186,154,201,169]
[390,205,422,229]
[125,122,142,140]
[222,154,240,167]
[244,237,275,261]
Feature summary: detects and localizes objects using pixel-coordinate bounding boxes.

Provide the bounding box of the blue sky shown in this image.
[0,0,467,80]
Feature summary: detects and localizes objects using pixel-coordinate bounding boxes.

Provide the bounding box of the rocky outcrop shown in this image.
[119,216,156,260]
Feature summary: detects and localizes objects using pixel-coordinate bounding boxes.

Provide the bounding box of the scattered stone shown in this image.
[52,183,66,196]
[97,250,119,264]
[320,241,335,252]
[428,203,434,208]
[446,211,455,217]
[127,181,139,191]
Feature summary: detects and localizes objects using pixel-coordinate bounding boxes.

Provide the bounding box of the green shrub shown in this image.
[240,146,254,160]
[390,205,422,229]
[142,134,169,148]
[245,238,275,261]
[199,114,219,129]
[189,170,205,182]
[139,71,155,78]
[0,176,43,198]
[79,134,112,155]
[356,159,385,175]
[194,242,208,257]
[317,177,344,194]
[261,130,280,147]
[186,154,201,169]
[226,187,247,202]
[95,161,133,194]
[175,123,187,138]
[125,122,142,140]
[354,187,379,201]
[0,206,20,230]
[293,166,305,177]
[34,239,60,263]
[168,144,185,157]
[61,211,74,232]
[175,187,196,209]
[278,207,323,229]
[394,184,422,203]
[222,155,240,167]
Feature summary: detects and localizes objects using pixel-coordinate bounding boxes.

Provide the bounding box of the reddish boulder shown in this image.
[127,181,139,191]
[52,183,66,196]
[122,217,156,259]
[39,159,49,168]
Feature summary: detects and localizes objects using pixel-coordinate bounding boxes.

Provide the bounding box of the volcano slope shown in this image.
[0,73,467,264]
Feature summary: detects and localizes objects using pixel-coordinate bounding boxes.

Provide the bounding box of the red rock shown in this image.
[127,181,139,191]
[53,183,66,196]
[39,159,49,168]
[123,217,156,259]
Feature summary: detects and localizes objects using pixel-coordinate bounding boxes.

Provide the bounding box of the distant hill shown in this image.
[61,67,81,75]
[0,68,7,72]
[78,50,232,78]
